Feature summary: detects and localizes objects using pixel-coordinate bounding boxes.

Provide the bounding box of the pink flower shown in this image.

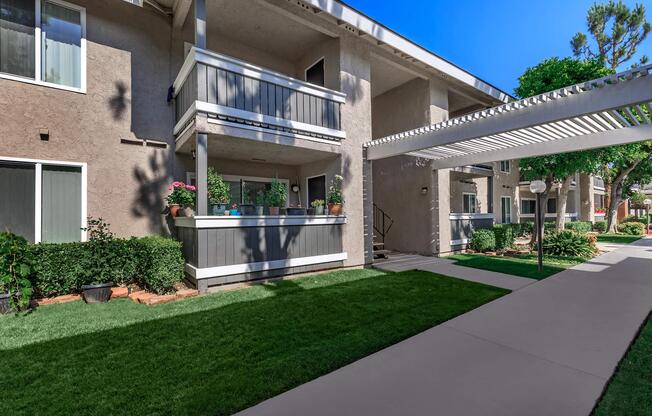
[186,185,196,191]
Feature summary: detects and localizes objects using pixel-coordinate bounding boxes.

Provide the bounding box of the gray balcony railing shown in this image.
[173,47,346,141]
[593,176,605,189]
[449,213,495,247]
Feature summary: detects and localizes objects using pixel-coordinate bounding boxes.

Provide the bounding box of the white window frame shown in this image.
[500,160,511,173]
[520,197,536,215]
[0,156,87,242]
[500,196,512,224]
[305,173,327,207]
[0,0,87,94]
[462,192,477,214]
[186,173,290,207]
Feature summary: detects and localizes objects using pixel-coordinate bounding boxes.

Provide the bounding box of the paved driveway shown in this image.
[237,238,652,416]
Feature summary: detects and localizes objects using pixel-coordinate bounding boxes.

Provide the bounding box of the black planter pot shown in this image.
[81,282,114,304]
[240,204,256,215]
[0,292,11,314]
[287,207,307,216]
[306,208,315,215]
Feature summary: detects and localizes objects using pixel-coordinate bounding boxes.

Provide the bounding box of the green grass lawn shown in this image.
[0,269,508,416]
[593,315,652,416]
[448,253,586,279]
[596,234,644,244]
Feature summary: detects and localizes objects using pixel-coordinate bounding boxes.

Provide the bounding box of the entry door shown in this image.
[501,196,512,224]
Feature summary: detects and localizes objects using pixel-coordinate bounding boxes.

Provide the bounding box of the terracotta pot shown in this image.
[269,206,280,216]
[169,204,180,217]
[328,203,343,216]
[181,206,195,217]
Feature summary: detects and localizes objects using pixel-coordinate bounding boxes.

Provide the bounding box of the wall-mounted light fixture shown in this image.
[421,186,428,195]
[191,149,196,160]
[39,128,49,141]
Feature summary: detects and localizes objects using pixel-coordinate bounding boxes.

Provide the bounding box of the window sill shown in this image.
[0,73,86,94]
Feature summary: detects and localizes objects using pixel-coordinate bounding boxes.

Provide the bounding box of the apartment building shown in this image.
[10,0,616,289]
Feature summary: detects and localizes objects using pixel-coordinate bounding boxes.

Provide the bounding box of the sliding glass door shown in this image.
[0,162,36,242]
[41,165,82,242]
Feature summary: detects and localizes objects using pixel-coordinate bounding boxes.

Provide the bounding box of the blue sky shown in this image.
[344,0,652,95]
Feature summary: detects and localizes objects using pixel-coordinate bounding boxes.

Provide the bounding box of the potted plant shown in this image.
[81,217,116,304]
[267,178,287,216]
[327,175,344,215]
[229,203,240,216]
[0,232,33,314]
[255,191,266,216]
[207,168,230,215]
[167,181,196,217]
[311,199,325,215]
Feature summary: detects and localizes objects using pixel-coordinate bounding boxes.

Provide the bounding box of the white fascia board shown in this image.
[449,213,495,220]
[303,0,511,103]
[175,215,347,228]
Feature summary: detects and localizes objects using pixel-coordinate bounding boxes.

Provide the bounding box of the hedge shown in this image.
[492,225,514,251]
[29,236,184,297]
[593,221,608,233]
[565,221,592,233]
[469,229,496,252]
[617,222,645,236]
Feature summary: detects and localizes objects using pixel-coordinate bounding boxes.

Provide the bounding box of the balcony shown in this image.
[173,47,346,142]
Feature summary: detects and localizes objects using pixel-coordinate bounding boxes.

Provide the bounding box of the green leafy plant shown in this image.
[565,221,593,233]
[469,229,496,253]
[594,220,608,233]
[327,174,343,204]
[133,236,184,294]
[266,178,287,207]
[0,232,33,310]
[207,168,231,205]
[82,217,114,242]
[255,191,266,207]
[166,181,196,206]
[617,221,645,235]
[310,199,325,208]
[542,230,596,258]
[492,225,514,251]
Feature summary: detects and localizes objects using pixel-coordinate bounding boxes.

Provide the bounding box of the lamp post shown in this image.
[645,198,652,235]
[530,180,547,272]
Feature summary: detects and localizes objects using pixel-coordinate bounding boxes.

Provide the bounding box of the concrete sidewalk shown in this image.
[237,238,652,416]
[373,253,535,291]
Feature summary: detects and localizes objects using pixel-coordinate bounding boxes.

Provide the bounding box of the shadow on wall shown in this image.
[109,81,129,120]
[132,151,174,235]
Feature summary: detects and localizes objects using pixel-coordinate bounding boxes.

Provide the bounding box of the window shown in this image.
[0,158,85,243]
[0,0,85,91]
[500,160,511,173]
[307,175,326,206]
[521,199,536,215]
[547,198,557,214]
[305,58,324,87]
[186,173,289,206]
[463,193,477,214]
[501,196,512,224]
[594,194,605,209]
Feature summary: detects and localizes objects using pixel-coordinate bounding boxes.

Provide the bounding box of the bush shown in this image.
[469,229,496,252]
[593,221,608,233]
[542,230,596,258]
[617,222,645,236]
[513,222,534,237]
[492,225,514,251]
[622,215,646,224]
[29,237,184,297]
[0,232,33,310]
[565,221,592,233]
[134,236,185,294]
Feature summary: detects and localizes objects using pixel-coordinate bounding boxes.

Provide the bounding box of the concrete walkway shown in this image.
[237,238,652,416]
[373,252,535,291]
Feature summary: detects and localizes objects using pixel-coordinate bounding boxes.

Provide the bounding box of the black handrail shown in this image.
[373,203,394,244]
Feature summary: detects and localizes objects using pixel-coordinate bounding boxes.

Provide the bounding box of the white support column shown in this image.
[195,132,208,216]
[194,0,206,49]
[34,163,42,243]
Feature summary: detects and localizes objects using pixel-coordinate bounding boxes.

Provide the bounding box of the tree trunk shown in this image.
[556,176,573,231]
[606,163,640,233]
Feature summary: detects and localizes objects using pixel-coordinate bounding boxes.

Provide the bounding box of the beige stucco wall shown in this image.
[0,0,175,238]
[492,160,520,223]
[449,173,489,214]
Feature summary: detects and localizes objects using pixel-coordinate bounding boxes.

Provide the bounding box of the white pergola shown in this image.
[365,65,652,167]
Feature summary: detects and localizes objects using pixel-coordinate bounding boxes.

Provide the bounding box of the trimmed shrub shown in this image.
[492,224,514,251]
[512,222,534,237]
[565,221,592,233]
[542,230,596,258]
[593,220,608,233]
[29,237,184,297]
[617,222,645,236]
[622,215,646,224]
[134,236,185,294]
[469,229,496,252]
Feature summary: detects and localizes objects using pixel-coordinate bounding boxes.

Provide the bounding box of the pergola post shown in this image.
[194,0,206,49]
[195,132,208,216]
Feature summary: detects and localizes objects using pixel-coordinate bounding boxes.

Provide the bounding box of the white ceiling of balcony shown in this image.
[365,65,652,168]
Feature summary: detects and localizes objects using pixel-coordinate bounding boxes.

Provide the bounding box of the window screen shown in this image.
[0,0,36,78]
[0,162,35,242]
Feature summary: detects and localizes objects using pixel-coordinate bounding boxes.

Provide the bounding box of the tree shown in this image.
[515,58,610,232]
[571,0,651,70]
